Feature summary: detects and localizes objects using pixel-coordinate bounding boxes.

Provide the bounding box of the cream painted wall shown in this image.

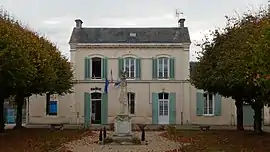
[189,85,270,126]
[28,93,75,124]
[27,43,191,125]
[27,41,270,126]
[74,82,189,124]
[73,46,189,81]
[189,85,236,125]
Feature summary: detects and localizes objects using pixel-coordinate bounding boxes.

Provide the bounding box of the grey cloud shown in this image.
[0,0,269,61]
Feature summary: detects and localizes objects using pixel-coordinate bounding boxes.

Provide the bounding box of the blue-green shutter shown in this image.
[102,57,108,80]
[118,57,124,77]
[84,57,91,79]
[169,92,176,124]
[101,93,108,124]
[215,94,222,116]
[152,58,157,79]
[152,93,158,124]
[136,58,141,79]
[169,57,175,80]
[196,92,204,116]
[84,92,91,128]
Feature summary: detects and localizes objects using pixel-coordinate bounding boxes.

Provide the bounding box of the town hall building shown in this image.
[22,17,270,127]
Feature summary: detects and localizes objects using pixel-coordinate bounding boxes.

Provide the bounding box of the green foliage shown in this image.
[0,8,74,129]
[191,9,270,104]
[0,8,73,98]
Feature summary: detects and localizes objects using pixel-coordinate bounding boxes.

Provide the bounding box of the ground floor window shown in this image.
[158,92,169,116]
[4,99,26,124]
[46,93,58,116]
[127,92,135,114]
[203,93,214,115]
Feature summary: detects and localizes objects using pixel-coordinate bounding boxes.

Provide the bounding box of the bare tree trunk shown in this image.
[252,101,263,133]
[14,95,25,129]
[235,99,244,131]
[0,99,5,133]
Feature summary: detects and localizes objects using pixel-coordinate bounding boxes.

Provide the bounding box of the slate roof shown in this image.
[69,27,191,44]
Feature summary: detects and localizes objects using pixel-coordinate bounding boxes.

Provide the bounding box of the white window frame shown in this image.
[90,92,102,121]
[91,57,102,80]
[158,92,169,116]
[127,92,135,115]
[203,93,215,116]
[157,57,170,80]
[123,57,136,80]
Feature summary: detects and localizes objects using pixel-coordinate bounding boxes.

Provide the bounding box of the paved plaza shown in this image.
[63,131,182,152]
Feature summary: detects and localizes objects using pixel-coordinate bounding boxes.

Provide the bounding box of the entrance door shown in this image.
[158,92,169,124]
[91,93,102,124]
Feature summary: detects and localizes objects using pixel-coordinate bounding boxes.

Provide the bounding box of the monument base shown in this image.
[111,114,134,142]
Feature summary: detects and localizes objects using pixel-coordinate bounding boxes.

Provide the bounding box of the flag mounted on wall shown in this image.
[104,77,109,93]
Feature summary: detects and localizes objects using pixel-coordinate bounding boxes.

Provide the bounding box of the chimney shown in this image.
[75,19,83,29]
[178,18,185,28]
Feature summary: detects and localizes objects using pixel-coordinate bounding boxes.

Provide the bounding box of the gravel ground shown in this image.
[64,131,182,152]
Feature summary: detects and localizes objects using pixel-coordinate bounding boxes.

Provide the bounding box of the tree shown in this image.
[14,41,74,128]
[13,34,74,129]
[0,10,39,132]
[191,9,270,133]
[0,8,73,130]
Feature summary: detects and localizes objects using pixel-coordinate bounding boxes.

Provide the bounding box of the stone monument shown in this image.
[112,70,133,141]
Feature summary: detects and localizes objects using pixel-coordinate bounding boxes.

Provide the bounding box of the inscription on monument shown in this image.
[116,121,130,134]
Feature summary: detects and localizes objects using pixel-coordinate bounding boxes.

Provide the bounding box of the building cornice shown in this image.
[74,43,190,49]
[73,79,190,84]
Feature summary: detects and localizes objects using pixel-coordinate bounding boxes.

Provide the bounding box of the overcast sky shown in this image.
[0,0,268,61]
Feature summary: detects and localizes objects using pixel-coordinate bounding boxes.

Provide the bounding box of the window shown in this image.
[124,57,136,79]
[92,57,102,79]
[127,92,135,114]
[158,57,169,79]
[203,93,214,115]
[129,32,137,37]
[46,93,58,116]
[158,92,169,116]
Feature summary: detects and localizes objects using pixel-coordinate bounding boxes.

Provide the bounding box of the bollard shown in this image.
[103,127,107,139]
[141,128,145,141]
[99,129,103,141]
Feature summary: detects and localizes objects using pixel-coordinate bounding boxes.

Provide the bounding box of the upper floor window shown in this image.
[91,57,102,79]
[203,93,214,115]
[158,57,169,79]
[152,56,175,80]
[84,56,108,80]
[124,57,136,79]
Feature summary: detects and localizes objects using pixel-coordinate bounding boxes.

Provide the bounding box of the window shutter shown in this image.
[214,94,222,116]
[136,58,141,79]
[102,57,108,80]
[84,92,91,128]
[101,93,108,124]
[169,92,176,124]
[196,92,204,116]
[152,92,158,124]
[169,57,175,80]
[152,57,157,79]
[118,57,124,77]
[84,57,91,79]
